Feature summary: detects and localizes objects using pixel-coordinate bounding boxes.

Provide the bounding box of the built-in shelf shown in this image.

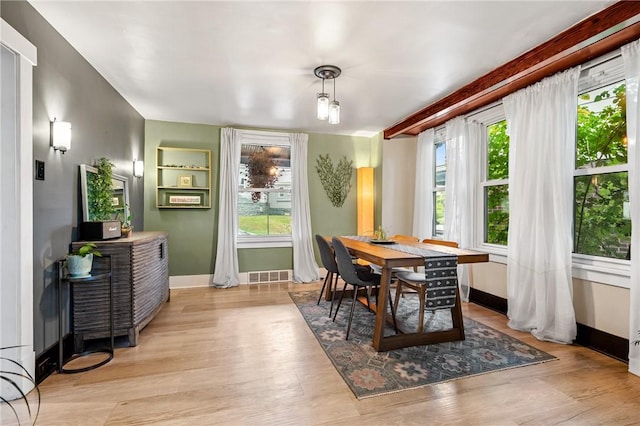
[156,147,212,209]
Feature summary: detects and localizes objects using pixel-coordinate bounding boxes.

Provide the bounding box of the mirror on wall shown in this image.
[80,164,130,223]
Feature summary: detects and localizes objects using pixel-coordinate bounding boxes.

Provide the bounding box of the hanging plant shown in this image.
[87,157,116,221]
[247,149,280,203]
[315,154,353,207]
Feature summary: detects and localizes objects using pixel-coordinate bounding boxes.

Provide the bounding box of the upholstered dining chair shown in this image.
[331,237,398,340]
[315,234,341,317]
[393,238,459,333]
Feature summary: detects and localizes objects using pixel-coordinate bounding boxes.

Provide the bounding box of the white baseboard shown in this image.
[169,268,327,289]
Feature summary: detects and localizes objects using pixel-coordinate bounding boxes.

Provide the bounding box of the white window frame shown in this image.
[432,128,446,237]
[470,103,510,257]
[236,130,292,249]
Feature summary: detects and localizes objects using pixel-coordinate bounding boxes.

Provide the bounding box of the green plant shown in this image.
[0,345,40,424]
[87,157,116,221]
[315,154,353,208]
[118,204,133,229]
[69,242,102,258]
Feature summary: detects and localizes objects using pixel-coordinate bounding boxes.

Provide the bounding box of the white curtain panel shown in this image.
[412,128,435,240]
[503,68,580,344]
[443,117,479,301]
[290,133,321,283]
[622,39,640,377]
[212,128,241,288]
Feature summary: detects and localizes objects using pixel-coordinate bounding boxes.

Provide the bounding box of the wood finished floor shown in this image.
[34,281,640,425]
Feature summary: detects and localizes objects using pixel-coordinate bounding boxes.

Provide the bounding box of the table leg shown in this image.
[372,266,392,351]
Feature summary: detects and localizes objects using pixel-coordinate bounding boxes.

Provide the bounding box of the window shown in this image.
[574,55,629,260]
[484,120,510,245]
[237,132,292,247]
[433,128,446,236]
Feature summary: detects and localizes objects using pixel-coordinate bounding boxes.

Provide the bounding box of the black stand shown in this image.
[57,255,114,373]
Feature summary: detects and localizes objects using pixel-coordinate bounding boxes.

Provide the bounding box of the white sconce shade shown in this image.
[317,93,329,120]
[329,100,340,124]
[133,160,144,178]
[51,120,71,153]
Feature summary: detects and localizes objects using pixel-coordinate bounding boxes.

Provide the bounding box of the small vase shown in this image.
[66,253,93,277]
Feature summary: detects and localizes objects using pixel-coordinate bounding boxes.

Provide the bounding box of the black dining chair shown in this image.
[315,234,341,317]
[331,237,397,340]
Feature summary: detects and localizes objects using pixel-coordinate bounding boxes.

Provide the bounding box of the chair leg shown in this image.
[329,273,339,317]
[317,272,331,305]
[333,281,349,322]
[418,285,426,333]
[393,281,403,316]
[346,285,359,340]
[388,290,398,334]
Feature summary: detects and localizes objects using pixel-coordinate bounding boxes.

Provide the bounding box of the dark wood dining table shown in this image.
[335,236,489,352]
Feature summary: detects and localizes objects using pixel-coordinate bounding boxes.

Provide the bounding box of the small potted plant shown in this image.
[66,243,102,277]
[119,205,133,238]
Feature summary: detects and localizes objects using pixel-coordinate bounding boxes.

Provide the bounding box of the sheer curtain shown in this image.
[622,39,640,377]
[212,128,241,288]
[290,133,320,282]
[443,117,479,301]
[412,128,434,240]
[503,68,579,344]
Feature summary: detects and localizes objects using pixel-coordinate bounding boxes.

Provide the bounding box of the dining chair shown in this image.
[393,239,460,333]
[315,234,341,317]
[331,237,398,340]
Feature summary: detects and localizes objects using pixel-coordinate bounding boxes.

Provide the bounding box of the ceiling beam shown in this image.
[384,1,640,139]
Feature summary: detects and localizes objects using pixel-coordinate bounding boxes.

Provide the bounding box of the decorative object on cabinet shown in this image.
[156,147,211,209]
[315,153,353,207]
[57,255,114,373]
[65,242,102,278]
[71,231,169,348]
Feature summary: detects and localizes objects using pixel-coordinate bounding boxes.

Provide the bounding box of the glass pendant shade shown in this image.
[328,100,340,124]
[317,93,329,120]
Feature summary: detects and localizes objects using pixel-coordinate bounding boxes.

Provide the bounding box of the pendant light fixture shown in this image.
[314,65,341,124]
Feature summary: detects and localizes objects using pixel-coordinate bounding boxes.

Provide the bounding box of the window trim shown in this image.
[432,129,446,237]
[236,129,293,249]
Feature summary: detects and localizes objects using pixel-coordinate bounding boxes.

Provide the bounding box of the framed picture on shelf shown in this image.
[178,175,193,187]
[166,192,204,206]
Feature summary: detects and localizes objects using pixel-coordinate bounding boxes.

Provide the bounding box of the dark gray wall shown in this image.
[1,1,145,355]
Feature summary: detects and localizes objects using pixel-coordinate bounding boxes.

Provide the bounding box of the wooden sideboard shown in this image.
[71,231,169,348]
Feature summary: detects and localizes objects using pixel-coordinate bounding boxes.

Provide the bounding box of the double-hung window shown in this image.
[237,131,292,248]
[433,128,447,236]
[574,53,629,261]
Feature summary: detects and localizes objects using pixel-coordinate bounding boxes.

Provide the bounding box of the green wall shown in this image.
[144,120,382,276]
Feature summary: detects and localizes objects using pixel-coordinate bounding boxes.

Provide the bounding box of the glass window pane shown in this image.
[485,185,509,245]
[434,142,446,186]
[574,172,630,259]
[238,192,291,236]
[433,191,445,236]
[576,81,627,169]
[487,120,509,180]
[239,144,291,189]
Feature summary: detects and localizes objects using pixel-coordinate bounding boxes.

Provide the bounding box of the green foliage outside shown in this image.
[239,215,291,235]
[574,82,630,259]
[485,82,630,259]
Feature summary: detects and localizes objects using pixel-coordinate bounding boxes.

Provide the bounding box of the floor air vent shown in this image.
[248,270,290,284]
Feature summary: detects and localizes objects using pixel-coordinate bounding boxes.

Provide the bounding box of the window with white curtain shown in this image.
[574,53,629,260]
[432,128,446,236]
[237,131,292,248]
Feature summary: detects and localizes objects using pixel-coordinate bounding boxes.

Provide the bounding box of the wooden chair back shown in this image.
[421,238,459,248]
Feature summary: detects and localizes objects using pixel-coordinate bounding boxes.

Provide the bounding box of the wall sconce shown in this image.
[133,160,144,178]
[50,119,71,153]
[357,167,374,235]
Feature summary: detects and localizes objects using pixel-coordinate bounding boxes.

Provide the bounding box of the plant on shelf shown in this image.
[119,204,133,237]
[87,157,116,221]
[66,243,102,277]
[0,345,40,425]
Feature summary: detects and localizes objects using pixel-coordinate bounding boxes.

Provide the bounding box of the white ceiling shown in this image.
[29,1,613,137]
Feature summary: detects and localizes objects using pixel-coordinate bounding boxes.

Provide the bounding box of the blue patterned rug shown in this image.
[290,290,556,399]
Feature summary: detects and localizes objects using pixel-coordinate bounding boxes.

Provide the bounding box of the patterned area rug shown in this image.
[289,290,556,399]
